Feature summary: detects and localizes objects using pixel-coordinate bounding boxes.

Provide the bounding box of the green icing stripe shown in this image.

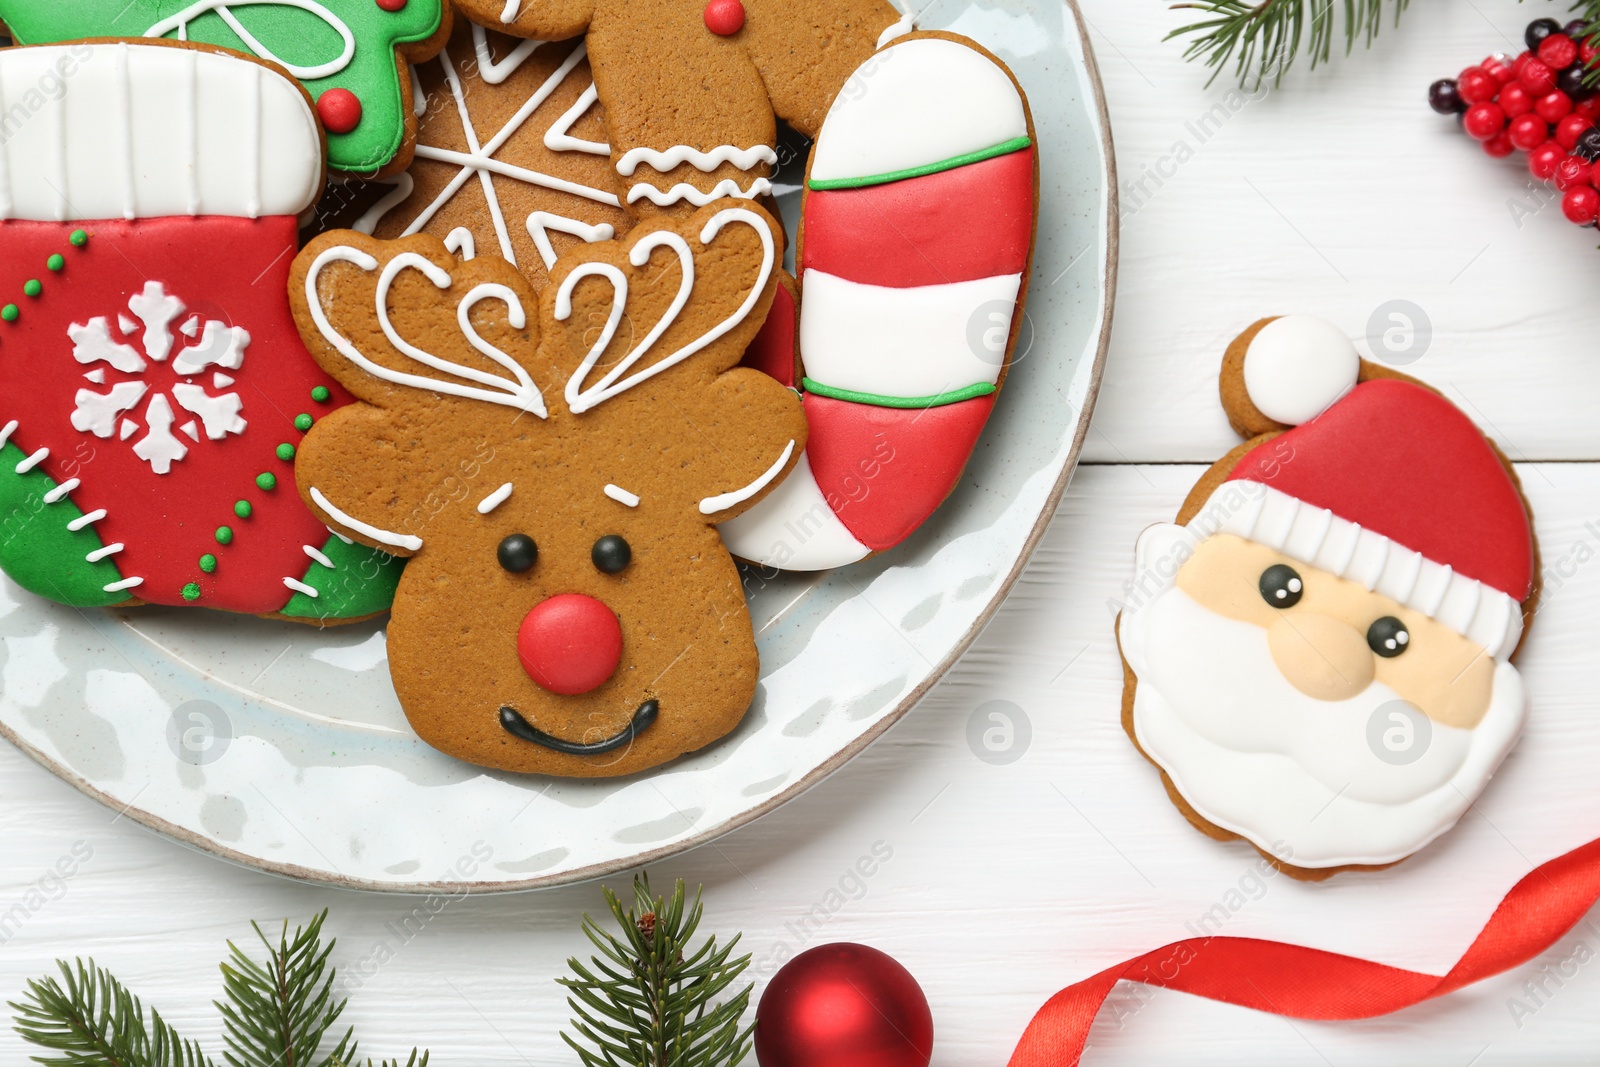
[280,533,405,621]
[0,441,131,607]
[809,136,1033,191]
[801,378,996,409]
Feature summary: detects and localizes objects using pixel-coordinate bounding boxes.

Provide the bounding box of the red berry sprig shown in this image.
[1430,17,1600,231]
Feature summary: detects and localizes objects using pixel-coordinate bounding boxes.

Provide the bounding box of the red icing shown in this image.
[0,216,353,613]
[703,0,747,35]
[801,147,1034,288]
[1226,379,1533,599]
[805,392,996,552]
[741,280,797,387]
[517,593,624,695]
[317,88,364,134]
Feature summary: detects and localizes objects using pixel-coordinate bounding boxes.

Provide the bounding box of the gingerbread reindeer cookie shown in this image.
[289,202,806,776]
[1116,317,1538,879]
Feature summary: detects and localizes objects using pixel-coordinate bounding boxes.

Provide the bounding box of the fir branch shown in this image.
[9,959,216,1067]
[559,875,754,1067]
[1167,0,1411,88]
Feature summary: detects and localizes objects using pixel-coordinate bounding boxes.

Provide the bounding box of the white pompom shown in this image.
[1241,315,1361,426]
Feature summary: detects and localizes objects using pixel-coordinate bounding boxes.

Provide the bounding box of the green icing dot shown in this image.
[46,254,65,272]
[1,305,17,323]
[22,279,41,298]
[69,229,88,247]
[181,583,202,602]
[311,386,331,403]
[234,500,253,519]
[295,413,314,432]
[215,526,234,545]
[276,443,297,462]
[256,472,277,491]
[199,554,218,574]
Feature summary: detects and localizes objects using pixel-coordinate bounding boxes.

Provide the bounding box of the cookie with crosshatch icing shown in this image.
[0,39,401,622]
[1116,316,1538,879]
[288,201,807,776]
[0,0,452,175]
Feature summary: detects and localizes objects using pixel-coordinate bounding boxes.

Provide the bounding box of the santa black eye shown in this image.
[1258,564,1303,608]
[592,534,632,574]
[497,534,538,573]
[1367,616,1410,658]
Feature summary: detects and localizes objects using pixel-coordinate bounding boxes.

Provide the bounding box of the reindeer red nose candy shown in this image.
[289,201,806,777]
[1116,316,1538,880]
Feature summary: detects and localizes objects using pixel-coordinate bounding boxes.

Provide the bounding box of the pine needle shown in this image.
[560,874,754,1067]
[9,959,216,1067]
[1167,0,1412,88]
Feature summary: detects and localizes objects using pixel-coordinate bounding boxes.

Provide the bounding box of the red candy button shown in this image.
[704,0,746,35]
[517,593,624,696]
[316,89,363,135]
[376,0,408,8]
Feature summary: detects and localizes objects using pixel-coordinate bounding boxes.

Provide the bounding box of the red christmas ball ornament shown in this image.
[704,0,746,35]
[1464,102,1508,141]
[755,944,933,1067]
[317,88,363,134]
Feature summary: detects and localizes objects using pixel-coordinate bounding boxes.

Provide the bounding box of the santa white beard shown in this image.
[1118,529,1527,870]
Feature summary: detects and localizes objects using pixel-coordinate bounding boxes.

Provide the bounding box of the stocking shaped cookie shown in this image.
[1116,317,1538,879]
[290,202,806,776]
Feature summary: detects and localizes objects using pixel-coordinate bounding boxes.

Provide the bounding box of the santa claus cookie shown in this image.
[1116,316,1538,879]
[0,40,400,622]
[0,0,452,175]
[289,202,806,776]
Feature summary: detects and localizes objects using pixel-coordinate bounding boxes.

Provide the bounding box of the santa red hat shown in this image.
[1194,316,1534,660]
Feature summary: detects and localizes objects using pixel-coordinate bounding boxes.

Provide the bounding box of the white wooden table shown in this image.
[3,2,1599,1063]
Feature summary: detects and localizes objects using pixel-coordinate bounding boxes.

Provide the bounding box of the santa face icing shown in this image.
[1118,316,1536,873]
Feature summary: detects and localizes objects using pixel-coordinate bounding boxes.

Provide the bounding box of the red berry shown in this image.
[1520,58,1557,95]
[1513,51,1534,76]
[1509,112,1549,149]
[1581,40,1598,65]
[1530,140,1567,179]
[1557,113,1594,149]
[1483,130,1516,158]
[1483,53,1516,84]
[1535,90,1575,123]
[1465,102,1509,140]
[1538,33,1579,70]
[1555,154,1594,189]
[316,88,363,134]
[1458,66,1500,103]
[1500,83,1535,117]
[1561,184,1599,223]
[703,0,746,35]
[1579,98,1600,122]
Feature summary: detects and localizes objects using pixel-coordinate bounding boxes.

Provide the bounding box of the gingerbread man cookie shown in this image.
[450,0,908,214]
[0,40,400,621]
[289,202,806,776]
[0,0,453,175]
[1116,317,1538,879]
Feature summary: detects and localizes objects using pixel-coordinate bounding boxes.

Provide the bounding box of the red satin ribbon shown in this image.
[1008,836,1600,1066]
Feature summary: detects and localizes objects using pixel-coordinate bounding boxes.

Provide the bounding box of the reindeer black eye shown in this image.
[1367,616,1410,658]
[1258,564,1303,608]
[497,534,538,573]
[592,535,632,574]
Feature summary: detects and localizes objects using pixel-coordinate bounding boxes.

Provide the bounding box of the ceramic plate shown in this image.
[0,0,1116,892]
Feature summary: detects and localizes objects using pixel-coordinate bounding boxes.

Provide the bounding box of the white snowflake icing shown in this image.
[69,281,252,475]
